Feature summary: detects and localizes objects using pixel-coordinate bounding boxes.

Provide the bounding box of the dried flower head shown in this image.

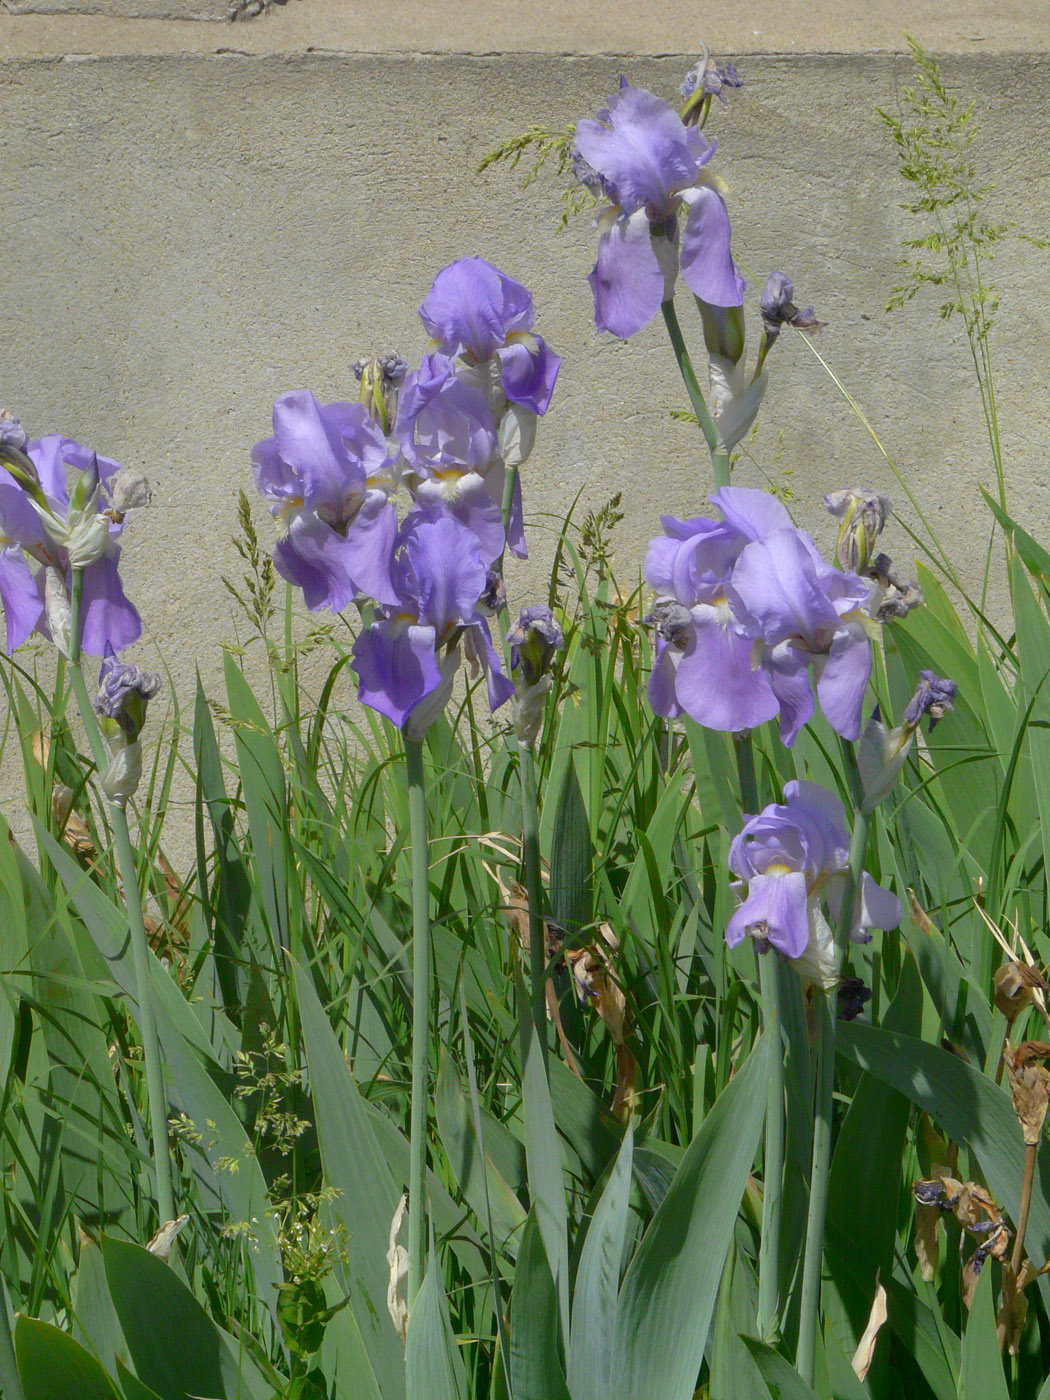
[1005,1041,1050,1145]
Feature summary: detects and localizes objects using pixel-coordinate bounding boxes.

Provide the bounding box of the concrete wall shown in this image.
[1,2,1048,856]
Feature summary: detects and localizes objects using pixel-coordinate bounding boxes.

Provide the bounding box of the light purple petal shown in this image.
[269,392,368,510]
[710,486,793,542]
[678,186,745,307]
[673,604,778,732]
[575,85,703,215]
[342,495,400,607]
[420,257,535,358]
[396,353,498,474]
[399,511,487,633]
[0,548,44,652]
[588,210,667,338]
[0,477,50,552]
[726,869,810,958]
[763,641,815,747]
[497,337,560,415]
[351,619,442,730]
[78,552,142,655]
[27,436,72,509]
[815,622,872,741]
[411,474,506,567]
[854,871,903,939]
[729,529,841,647]
[647,638,683,719]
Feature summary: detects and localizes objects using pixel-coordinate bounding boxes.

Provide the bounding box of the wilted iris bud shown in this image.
[508,605,564,746]
[903,670,958,731]
[859,672,957,812]
[994,962,1048,1025]
[645,598,693,649]
[508,605,564,689]
[95,650,161,743]
[868,552,924,621]
[759,271,825,345]
[824,488,892,574]
[680,46,743,123]
[478,567,507,616]
[0,410,28,453]
[837,976,872,1022]
[352,354,408,436]
[93,650,161,807]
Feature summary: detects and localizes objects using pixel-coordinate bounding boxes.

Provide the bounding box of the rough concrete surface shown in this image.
[3,1,1049,55]
[0,32,1048,860]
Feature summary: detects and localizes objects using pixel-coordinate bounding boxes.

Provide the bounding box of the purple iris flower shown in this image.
[645,487,874,745]
[574,81,744,338]
[419,258,560,417]
[0,434,142,655]
[395,353,525,562]
[726,780,901,983]
[252,390,399,612]
[350,508,514,737]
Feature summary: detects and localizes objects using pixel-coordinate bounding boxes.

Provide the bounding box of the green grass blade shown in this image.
[14,1317,119,1400]
[405,1249,468,1400]
[509,1212,572,1400]
[291,956,407,1400]
[610,1031,772,1400]
[567,1121,634,1400]
[959,1266,1009,1400]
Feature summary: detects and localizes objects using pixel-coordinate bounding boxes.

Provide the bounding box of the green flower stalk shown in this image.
[507,604,565,1070]
[66,571,176,1228]
[405,737,432,1306]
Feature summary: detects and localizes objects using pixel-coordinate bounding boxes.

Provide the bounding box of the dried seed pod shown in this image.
[994,962,1049,1022]
[1006,1042,1050,1146]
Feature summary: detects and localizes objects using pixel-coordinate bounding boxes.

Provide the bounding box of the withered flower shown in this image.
[994,962,1049,1024]
[1005,1041,1050,1146]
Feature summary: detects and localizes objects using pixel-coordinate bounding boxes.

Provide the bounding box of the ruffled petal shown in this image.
[411,474,505,568]
[575,85,704,215]
[710,486,793,542]
[815,622,872,741]
[678,186,745,307]
[419,258,523,358]
[399,510,487,632]
[497,336,560,415]
[729,529,841,647]
[78,551,142,655]
[726,868,810,958]
[352,619,443,731]
[673,604,779,732]
[588,209,666,338]
[761,642,814,747]
[0,548,44,652]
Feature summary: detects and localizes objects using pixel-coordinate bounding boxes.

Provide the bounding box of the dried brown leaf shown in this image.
[851,1278,888,1381]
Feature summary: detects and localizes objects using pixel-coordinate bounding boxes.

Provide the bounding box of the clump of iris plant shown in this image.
[572,79,744,338]
[645,486,875,745]
[726,779,901,987]
[253,255,559,738]
[0,431,145,656]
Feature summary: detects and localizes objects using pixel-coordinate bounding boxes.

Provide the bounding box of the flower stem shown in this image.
[797,742,869,1384]
[405,737,432,1306]
[757,949,785,1342]
[1011,1142,1036,1275]
[733,732,784,1340]
[67,573,175,1226]
[797,989,834,1386]
[660,298,730,488]
[518,739,548,1074]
